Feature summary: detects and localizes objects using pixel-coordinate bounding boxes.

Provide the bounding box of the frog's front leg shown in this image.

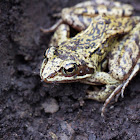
[82,72,123,116]
[82,72,120,102]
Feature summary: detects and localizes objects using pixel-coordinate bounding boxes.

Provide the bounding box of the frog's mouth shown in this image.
[40,66,93,83]
[41,72,92,83]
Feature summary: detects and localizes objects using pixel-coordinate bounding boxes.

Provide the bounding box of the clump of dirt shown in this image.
[0,0,140,139]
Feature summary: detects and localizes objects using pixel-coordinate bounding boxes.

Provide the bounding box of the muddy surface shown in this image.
[0,0,140,139]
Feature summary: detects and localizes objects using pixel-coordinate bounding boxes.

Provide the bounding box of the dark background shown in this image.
[0,0,140,139]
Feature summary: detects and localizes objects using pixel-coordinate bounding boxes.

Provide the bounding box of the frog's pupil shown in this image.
[62,63,77,75]
[62,67,75,75]
[67,67,74,73]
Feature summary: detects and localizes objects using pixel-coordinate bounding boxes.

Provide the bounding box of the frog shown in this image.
[40,0,140,116]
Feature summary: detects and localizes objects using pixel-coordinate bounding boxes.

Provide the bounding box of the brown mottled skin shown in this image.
[40,0,140,115]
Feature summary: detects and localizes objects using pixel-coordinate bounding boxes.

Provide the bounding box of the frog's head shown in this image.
[40,47,94,83]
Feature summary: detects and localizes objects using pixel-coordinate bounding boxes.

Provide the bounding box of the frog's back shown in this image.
[58,15,136,58]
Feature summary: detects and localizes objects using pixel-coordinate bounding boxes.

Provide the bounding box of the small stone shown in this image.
[42,98,59,113]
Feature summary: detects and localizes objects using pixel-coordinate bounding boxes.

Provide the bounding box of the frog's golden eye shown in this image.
[62,63,77,76]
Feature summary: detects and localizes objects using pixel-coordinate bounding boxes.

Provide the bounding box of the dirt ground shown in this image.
[0,0,140,139]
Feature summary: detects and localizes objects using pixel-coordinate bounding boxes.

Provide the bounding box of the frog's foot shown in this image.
[101,84,123,117]
[86,84,122,116]
[86,84,118,102]
[86,83,125,116]
[40,19,63,33]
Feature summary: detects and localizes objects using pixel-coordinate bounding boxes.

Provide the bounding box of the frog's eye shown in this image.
[62,63,77,76]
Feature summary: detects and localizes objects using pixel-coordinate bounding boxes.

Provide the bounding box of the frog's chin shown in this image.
[41,74,92,83]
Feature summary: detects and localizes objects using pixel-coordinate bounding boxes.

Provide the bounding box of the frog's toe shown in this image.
[101,84,123,116]
[40,19,63,33]
[114,86,125,102]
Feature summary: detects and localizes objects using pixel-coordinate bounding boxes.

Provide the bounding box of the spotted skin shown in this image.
[61,0,134,31]
[40,0,140,115]
[109,23,140,80]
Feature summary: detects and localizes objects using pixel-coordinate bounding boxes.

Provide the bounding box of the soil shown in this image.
[0,0,140,139]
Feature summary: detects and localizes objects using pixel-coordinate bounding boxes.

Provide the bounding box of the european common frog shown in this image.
[40,0,140,115]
